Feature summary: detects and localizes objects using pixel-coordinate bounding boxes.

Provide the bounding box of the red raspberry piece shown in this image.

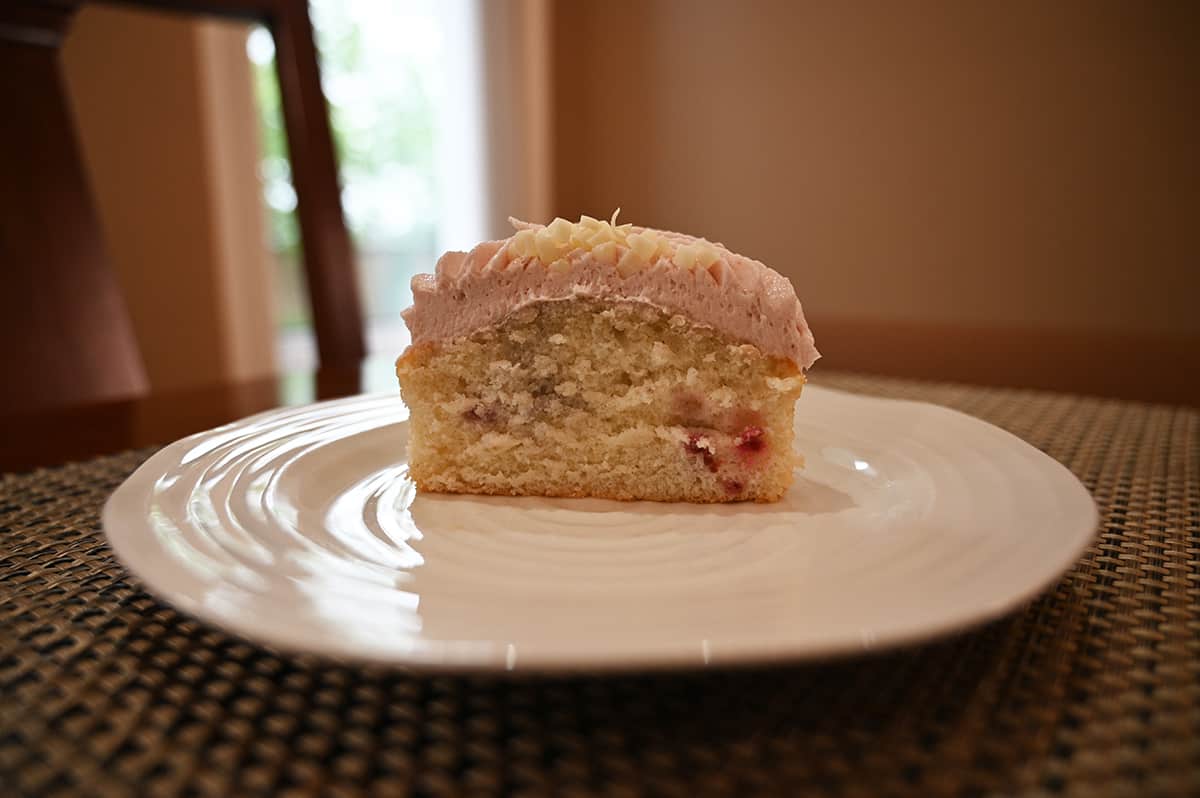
[735,426,765,454]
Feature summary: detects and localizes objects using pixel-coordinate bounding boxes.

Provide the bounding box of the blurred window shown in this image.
[248,0,486,373]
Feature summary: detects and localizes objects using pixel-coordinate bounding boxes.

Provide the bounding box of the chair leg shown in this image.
[270,0,365,368]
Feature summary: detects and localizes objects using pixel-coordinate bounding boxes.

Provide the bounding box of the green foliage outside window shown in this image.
[249,1,443,329]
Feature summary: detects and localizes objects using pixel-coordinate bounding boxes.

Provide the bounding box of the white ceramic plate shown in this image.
[102,387,1096,672]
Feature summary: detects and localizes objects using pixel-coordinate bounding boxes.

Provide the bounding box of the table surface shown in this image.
[2,369,1198,796]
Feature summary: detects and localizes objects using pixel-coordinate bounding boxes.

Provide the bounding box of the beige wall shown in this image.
[482,0,553,235]
[62,6,275,391]
[553,2,1199,367]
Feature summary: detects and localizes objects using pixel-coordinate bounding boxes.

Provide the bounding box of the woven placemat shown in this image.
[2,375,1197,797]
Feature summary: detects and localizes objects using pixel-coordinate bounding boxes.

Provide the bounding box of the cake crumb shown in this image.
[650,342,672,367]
[767,376,803,392]
[709,387,736,408]
[478,432,520,451]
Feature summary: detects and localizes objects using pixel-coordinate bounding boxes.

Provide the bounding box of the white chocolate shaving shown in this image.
[535,229,563,263]
[615,249,643,277]
[673,243,700,269]
[591,240,618,266]
[626,231,658,261]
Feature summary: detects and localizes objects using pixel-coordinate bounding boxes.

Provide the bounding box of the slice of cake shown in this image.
[396,214,819,502]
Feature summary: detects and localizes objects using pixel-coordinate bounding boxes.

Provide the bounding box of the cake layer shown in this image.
[396,299,804,503]
[402,215,819,371]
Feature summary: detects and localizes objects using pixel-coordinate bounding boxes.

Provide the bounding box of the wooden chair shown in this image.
[0,0,364,413]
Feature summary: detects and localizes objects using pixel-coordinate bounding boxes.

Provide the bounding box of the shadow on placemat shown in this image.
[2,376,1198,797]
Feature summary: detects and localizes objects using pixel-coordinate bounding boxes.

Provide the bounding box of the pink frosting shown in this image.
[401,222,819,370]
